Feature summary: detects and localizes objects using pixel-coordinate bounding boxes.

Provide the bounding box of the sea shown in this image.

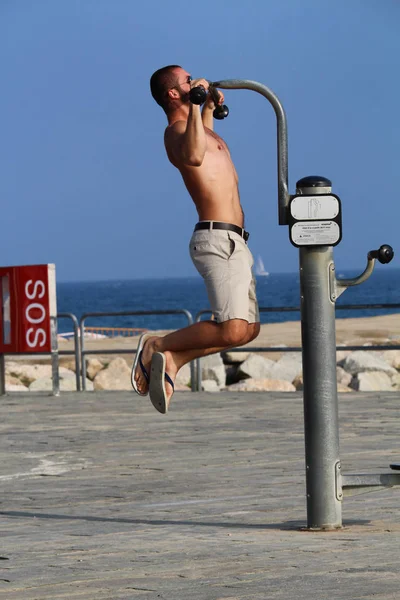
[56,269,400,335]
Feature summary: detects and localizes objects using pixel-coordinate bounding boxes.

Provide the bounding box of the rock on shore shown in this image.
[3,345,400,393]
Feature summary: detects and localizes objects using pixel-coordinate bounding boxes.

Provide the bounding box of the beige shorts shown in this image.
[189,228,259,324]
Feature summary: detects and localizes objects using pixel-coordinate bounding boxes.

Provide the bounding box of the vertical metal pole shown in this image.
[57,313,81,391]
[0,354,5,395]
[211,79,289,225]
[297,177,342,529]
[73,318,82,392]
[190,360,197,392]
[80,319,87,391]
[50,316,60,397]
[196,357,201,392]
[182,310,197,392]
[47,265,60,397]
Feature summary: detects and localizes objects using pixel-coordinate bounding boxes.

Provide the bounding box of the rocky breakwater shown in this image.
[5,360,93,392]
[3,348,400,393]
[3,355,193,393]
[202,347,400,393]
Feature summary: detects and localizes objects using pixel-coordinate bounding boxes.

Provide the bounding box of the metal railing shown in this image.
[79,310,194,391]
[3,304,398,394]
[193,303,400,391]
[0,312,80,395]
[83,326,147,338]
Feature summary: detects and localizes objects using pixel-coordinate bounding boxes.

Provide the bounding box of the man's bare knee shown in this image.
[239,322,260,346]
[220,319,249,347]
[248,322,260,342]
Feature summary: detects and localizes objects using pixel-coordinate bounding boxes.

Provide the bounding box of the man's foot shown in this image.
[132,335,159,396]
[149,350,178,414]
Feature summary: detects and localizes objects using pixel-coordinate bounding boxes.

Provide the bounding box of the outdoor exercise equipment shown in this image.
[208,78,397,530]
[189,85,229,120]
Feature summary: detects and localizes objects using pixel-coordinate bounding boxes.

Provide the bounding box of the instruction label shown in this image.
[291,221,340,246]
[288,193,342,247]
[290,195,339,220]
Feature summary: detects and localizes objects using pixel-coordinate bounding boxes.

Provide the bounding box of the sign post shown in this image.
[0,264,59,395]
[293,177,343,529]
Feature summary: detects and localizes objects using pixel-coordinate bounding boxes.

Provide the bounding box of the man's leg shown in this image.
[158,320,261,399]
[135,228,260,398]
[135,318,248,394]
[165,320,261,371]
[135,320,260,395]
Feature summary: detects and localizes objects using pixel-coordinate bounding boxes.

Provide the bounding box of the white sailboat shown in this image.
[255,255,269,277]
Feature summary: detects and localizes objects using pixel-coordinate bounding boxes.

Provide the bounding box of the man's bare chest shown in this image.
[206,128,228,153]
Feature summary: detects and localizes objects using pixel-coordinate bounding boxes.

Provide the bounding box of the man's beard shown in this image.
[177,87,190,104]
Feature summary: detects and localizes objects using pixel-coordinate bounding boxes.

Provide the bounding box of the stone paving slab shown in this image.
[0,390,399,599]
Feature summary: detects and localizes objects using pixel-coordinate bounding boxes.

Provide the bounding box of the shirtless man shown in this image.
[132,65,260,412]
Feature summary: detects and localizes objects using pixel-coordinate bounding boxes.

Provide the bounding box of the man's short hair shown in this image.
[150,65,181,112]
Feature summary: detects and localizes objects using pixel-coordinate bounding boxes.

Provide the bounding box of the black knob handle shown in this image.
[209,87,229,120]
[368,244,394,264]
[213,104,229,120]
[189,85,207,105]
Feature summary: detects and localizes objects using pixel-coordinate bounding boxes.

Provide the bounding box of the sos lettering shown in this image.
[25,280,47,348]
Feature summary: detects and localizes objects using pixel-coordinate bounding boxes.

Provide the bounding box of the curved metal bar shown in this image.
[211,79,289,225]
[336,257,376,289]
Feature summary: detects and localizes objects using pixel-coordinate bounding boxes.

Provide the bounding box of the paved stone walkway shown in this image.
[0,390,399,599]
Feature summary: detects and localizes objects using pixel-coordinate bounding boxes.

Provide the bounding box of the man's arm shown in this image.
[165,105,206,167]
[201,102,214,131]
[201,88,225,131]
[165,78,211,167]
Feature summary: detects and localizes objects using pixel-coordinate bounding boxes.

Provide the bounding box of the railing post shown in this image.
[190,360,197,392]
[0,354,5,396]
[73,316,81,392]
[57,313,81,392]
[80,318,87,391]
[69,313,81,392]
[193,310,215,392]
[51,315,60,396]
[196,357,201,392]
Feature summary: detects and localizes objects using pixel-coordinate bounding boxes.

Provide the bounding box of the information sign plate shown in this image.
[291,221,340,246]
[288,193,342,247]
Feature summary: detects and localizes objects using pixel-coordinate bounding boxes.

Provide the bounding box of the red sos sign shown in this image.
[0,264,57,353]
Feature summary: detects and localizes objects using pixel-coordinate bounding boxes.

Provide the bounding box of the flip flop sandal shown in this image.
[131,333,152,396]
[149,352,175,414]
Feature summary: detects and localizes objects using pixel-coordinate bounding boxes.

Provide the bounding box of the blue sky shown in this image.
[1,0,399,281]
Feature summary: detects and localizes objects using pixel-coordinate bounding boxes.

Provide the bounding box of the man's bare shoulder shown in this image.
[164,120,186,142]
[164,122,187,167]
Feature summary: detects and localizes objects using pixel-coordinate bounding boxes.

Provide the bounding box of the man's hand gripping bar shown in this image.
[188,83,229,120]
